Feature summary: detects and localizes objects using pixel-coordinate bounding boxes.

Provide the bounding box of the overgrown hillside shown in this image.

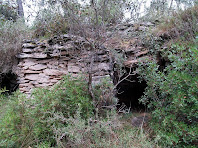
[138,5,198,147]
[0,0,198,147]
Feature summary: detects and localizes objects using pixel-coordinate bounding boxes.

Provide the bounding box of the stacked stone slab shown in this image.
[16,34,112,94]
[105,21,155,69]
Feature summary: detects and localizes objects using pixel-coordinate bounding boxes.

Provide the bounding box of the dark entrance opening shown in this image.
[0,72,18,94]
[114,68,147,111]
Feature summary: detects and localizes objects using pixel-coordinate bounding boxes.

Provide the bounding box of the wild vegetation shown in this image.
[138,5,198,147]
[0,0,198,147]
[0,1,29,78]
[0,75,157,147]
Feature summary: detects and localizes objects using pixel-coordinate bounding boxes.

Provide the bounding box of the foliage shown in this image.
[32,9,69,38]
[28,75,94,144]
[0,18,29,74]
[0,75,94,147]
[31,75,94,119]
[0,91,34,147]
[141,0,198,22]
[93,77,118,114]
[32,0,127,38]
[138,42,198,147]
[38,109,157,148]
[85,0,125,25]
[155,5,198,41]
[0,74,159,147]
[0,1,17,21]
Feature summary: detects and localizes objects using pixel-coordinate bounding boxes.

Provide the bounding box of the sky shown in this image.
[22,0,153,25]
[3,0,183,25]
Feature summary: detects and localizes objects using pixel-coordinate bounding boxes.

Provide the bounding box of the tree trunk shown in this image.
[17,0,24,17]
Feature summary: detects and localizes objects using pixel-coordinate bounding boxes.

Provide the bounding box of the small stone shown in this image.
[38,77,49,83]
[32,53,47,59]
[17,53,33,58]
[135,50,149,57]
[31,81,39,85]
[23,43,37,48]
[29,64,47,71]
[68,65,80,73]
[63,34,73,40]
[43,69,63,76]
[140,22,154,27]
[38,59,52,64]
[25,74,40,81]
[24,70,42,74]
[50,79,59,83]
[19,83,30,88]
[18,62,24,67]
[23,61,37,67]
[35,83,51,87]
[22,48,34,53]
[98,63,109,71]
[20,87,31,92]
[124,60,138,67]
[18,78,30,83]
[138,26,146,31]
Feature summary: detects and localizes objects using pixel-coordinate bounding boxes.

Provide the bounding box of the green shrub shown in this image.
[0,75,94,147]
[0,2,17,21]
[138,42,198,147]
[30,75,94,143]
[0,91,34,147]
[50,109,157,148]
[0,19,29,74]
[32,9,69,38]
[155,5,198,41]
[31,75,94,119]
[0,73,159,147]
[93,77,118,112]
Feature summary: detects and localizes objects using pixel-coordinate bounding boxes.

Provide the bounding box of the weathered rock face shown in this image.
[105,21,155,109]
[16,21,154,96]
[106,21,155,69]
[16,34,112,94]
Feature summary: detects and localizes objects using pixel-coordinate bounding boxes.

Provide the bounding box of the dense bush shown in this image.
[93,77,118,111]
[0,74,158,147]
[0,2,17,21]
[0,75,94,147]
[32,0,126,38]
[0,19,29,74]
[155,5,198,41]
[33,9,69,38]
[138,41,198,147]
[0,91,32,147]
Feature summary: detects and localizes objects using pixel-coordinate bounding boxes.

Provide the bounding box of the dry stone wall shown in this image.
[16,34,112,94]
[16,22,155,94]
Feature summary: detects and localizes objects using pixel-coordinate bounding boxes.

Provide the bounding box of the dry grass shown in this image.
[57,111,159,148]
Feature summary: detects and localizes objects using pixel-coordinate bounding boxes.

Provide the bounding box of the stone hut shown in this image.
[15,22,156,110]
[16,34,112,94]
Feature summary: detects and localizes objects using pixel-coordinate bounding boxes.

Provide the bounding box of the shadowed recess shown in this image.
[115,68,147,111]
[0,72,18,93]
